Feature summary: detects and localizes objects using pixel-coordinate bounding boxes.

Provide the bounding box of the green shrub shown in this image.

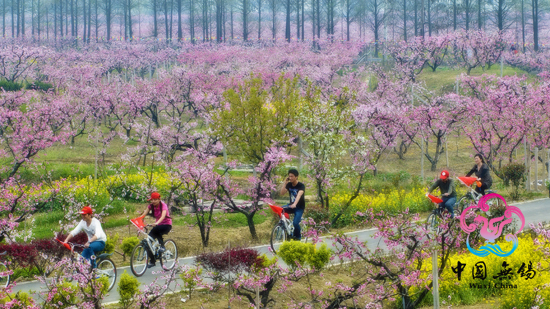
[501,163,525,200]
[121,237,140,260]
[11,267,40,281]
[42,281,77,309]
[104,233,119,255]
[25,80,54,91]
[304,204,330,223]
[179,266,203,299]
[118,270,141,308]
[278,241,331,271]
[0,291,34,308]
[0,80,22,91]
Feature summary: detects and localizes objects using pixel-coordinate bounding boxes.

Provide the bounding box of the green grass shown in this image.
[21,211,65,239]
[172,212,268,229]
[24,206,270,240]
[103,217,131,229]
[417,65,533,94]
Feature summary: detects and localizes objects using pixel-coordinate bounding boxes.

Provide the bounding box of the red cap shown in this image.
[80,206,93,215]
[440,170,449,180]
[147,192,161,201]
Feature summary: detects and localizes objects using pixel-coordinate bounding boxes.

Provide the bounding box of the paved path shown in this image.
[12,198,549,304]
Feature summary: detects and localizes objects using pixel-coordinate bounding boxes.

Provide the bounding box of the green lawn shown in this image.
[417,65,533,94]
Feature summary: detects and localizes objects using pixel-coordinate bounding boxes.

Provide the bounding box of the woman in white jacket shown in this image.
[63,206,107,268]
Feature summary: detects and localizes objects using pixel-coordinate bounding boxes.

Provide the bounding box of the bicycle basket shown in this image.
[426,194,443,204]
[457,176,478,187]
[268,204,290,219]
[130,216,147,231]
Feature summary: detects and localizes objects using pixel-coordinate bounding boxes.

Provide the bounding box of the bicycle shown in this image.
[455,176,500,214]
[129,215,178,277]
[425,194,460,234]
[54,238,117,291]
[269,204,310,254]
[0,251,10,288]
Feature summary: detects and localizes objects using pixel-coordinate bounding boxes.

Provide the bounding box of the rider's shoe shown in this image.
[158,247,166,254]
[147,262,156,268]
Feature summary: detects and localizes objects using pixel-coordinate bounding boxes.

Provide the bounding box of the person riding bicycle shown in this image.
[63,206,107,268]
[279,169,305,241]
[466,154,493,195]
[428,170,457,218]
[139,192,172,268]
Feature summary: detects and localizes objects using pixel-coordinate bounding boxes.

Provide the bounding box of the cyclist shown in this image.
[139,192,172,268]
[428,170,457,218]
[279,169,305,241]
[63,206,107,268]
[466,153,493,195]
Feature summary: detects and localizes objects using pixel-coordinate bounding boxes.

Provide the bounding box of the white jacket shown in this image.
[70,218,107,243]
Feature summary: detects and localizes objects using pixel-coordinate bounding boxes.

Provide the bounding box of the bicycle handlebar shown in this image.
[55,238,85,252]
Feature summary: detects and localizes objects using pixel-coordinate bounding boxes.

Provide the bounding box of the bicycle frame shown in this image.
[270,204,294,236]
[135,226,162,255]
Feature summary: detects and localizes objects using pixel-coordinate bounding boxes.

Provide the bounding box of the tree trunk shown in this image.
[465,0,470,30]
[316,0,319,39]
[477,0,481,29]
[271,0,275,40]
[153,0,157,37]
[403,0,406,41]
[177,0,181,40]
[453,0,456,30]
[10,0,13,37]
[285,0,289,42]
[246,213,258,240]
[301,0,303,41]
[427,0,431,36]
[521,0,525,52]
[87,0,90,42]
[532,0,538,51]
[2,0,5,37]
[258,0,261,39]
[296,0,299,39]
[242,0,247,41]
[163,0,168,39]
[21,0,24,36]
[414,0,417,36]
[128,0,132,39]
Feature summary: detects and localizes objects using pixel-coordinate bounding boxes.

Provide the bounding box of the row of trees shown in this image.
[0,0,547,49]
[1,32,549,242]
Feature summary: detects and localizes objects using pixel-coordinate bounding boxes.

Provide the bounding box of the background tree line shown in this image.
[0,0,548,50]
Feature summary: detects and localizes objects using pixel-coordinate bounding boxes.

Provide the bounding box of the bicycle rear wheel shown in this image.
[0,262,10,288]
[270,224,287,254]
[160,239,178,270]
[96,258,117,291]
[130,243,148,277]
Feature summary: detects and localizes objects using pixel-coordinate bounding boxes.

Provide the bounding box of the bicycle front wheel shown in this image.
[130,244,148,277]
[456,196,473,214]
[270,224,287,254]
[160,239,178,271]
[0,262,10,288]
[426,213,440,236]
[97,258,117,291]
